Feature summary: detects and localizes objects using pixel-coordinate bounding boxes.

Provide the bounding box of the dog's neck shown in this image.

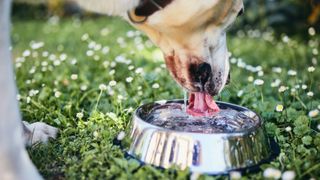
[135,0,173,16]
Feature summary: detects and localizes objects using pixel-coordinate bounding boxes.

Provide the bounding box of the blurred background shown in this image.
[12,0,320,37]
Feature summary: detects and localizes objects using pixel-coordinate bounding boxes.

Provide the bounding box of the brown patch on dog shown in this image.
[205,0,235,27]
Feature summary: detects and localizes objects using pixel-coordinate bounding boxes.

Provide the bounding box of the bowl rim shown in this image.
[134,99,264,136]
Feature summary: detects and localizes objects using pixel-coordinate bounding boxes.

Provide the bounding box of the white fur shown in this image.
[133,0,243,93]
[75,0,140,16]
[23,122,59,146]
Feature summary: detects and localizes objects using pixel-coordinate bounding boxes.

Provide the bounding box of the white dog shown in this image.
[0,0,243,179]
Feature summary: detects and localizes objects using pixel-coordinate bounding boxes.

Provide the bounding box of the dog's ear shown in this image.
[74,0,140,16]
[135,0,159,17]
[134,0,173,16]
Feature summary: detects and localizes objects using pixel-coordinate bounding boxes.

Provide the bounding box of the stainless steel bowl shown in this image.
[128,100,277,174]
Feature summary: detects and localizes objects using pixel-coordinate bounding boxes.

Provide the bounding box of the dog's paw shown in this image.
[23,121,58,146]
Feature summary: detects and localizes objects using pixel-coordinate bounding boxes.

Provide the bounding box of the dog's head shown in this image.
[128,0,243,95]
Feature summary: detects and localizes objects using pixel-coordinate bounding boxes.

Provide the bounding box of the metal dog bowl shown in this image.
[128,100,277,174]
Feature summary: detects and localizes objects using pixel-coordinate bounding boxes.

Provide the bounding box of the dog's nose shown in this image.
[194,62,212,86]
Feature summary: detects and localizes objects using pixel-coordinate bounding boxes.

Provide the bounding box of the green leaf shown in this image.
[302,136,312,145]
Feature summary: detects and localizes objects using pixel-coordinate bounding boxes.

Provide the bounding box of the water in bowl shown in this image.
[145,102,259,133]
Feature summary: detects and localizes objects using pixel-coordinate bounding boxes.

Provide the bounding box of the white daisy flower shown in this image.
[258,71,264,77]
[287,70,297,76]
[128,65,135,70]
[230,58,237,64]
[254,79,264,86]
[22,50,31,57]
[71,74,78,80]
[81,33,89,41]
[109,69,116,75]
[117,131,126,141]
[29,67,36,74]
[282,171,295,180]
[125,107,134,113]
[237,90,244,97]
[103,61,110,68]
[302,84,308,90]
[276,104,284,112]
[307,91,314,97]
[308,27,316,36]
[285,126,292,132]
[42,51,49,57]
[80,85,88,91]
[110,62,117,68]
[41,61,48,67]
[263,168,281,179]
[30,41,44,50]
[93,55,100,61]
[308,109,319,118]
[272,67,282,73]
[49,54,56,61]
[93,131,99,138]
[229,171,241,180]
[76,112,84,119]
[54,91,61,98]
[26,96,31,104]
[16,94,21,101]
[86,50,94,57]
[282,35,290,43]
[71,59,77,65]
[53,60,61,66]
[278,86,288,93]
[102,46,110,54]
[135,67,144,74]
[237,60,246,68]
[152,83,160,89]
[248,76,254,82]
[126,30,135,38]
[60,54,67,61]
[308,66,315,72]
[108,89,115,96]
[100,28,109,36]
[94,44,102,51]
[88,41,96,49]
[126,77,133,83]
[106,112,117,120]
[271,79,281,87]
[109,80,117,87]
[99,84,107,91]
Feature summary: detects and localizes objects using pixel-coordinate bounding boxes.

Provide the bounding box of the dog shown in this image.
[0,0,243,179]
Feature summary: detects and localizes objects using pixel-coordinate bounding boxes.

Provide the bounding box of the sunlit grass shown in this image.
[12,16,320,179]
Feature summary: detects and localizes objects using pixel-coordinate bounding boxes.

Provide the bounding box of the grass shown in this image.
[11,15,320,179]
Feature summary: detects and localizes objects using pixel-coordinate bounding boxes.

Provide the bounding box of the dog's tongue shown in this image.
[187,92,220,117]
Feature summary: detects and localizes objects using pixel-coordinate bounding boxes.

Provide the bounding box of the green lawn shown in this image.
[12,16,320,179]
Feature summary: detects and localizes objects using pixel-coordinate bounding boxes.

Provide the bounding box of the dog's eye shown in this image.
[237,8,244,17]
